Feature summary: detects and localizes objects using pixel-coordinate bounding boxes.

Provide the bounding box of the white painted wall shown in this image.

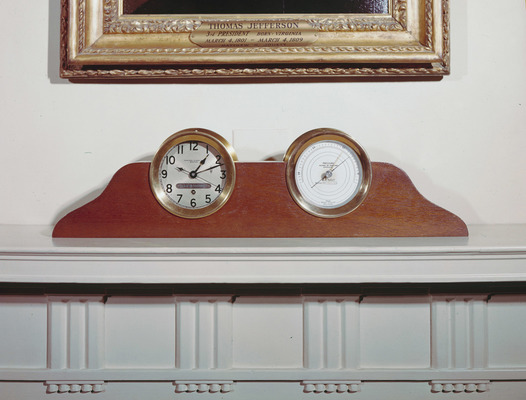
[0,0,525,226]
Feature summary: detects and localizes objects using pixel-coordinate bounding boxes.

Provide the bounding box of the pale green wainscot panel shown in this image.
[104,296,176,369]
[232,296,304,368]
[360,296,431,368]
[0,296,48,369]
[488,294,526,367]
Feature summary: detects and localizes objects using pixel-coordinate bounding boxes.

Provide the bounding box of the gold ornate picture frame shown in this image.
[60,0,449,80]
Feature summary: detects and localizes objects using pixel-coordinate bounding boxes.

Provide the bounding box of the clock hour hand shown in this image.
[192,154,209,174]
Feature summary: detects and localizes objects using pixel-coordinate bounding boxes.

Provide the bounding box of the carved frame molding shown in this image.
[61,0,449,80]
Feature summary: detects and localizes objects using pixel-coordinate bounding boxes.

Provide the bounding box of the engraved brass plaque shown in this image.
[190,21,317,48]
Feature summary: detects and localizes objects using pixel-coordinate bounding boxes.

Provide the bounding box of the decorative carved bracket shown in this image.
[173,381,234,393]
[430,381,490,393]
[45,381,105,393]
[301,381,362,393]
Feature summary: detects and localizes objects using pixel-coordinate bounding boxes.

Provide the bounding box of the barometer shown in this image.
[284,128,372,218]
[149,128,237,218]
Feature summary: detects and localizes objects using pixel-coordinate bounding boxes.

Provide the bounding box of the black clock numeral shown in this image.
[215,185,221,193]
[176,194,183,203]
[176,145,184,154]
[166,184,173,193]
[190,141,198,151]
[165,155,176,165]
[205,194,211,204]
[220,170,226,179]
[215,155,222,164]
[190,198,197,208]
[161,169,168,179]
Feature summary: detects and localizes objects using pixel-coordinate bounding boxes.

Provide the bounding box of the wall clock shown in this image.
[149,128,237,219]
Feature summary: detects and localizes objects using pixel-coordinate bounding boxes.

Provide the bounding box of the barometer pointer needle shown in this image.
[310,158,349,189]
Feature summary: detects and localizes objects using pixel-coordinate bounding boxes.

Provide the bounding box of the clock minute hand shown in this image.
[196,163,224,174]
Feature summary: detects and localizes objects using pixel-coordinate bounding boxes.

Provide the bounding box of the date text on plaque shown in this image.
[191,21,317,48]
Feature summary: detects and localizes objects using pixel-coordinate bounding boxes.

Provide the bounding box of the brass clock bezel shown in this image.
[283,128,372,218]
[149,128,237,219]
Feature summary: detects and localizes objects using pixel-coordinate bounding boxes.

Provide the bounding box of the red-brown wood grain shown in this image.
[52,162,468,238]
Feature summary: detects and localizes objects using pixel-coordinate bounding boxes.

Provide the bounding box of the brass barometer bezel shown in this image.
[284,128,372,218]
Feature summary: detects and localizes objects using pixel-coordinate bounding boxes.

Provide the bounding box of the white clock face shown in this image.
[150,129,237,219]
[295,140,363,209]
[159,140,227,210]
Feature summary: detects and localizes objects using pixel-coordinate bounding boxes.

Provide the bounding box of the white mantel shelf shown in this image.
[1,224,526,284]
[2,224,526,400]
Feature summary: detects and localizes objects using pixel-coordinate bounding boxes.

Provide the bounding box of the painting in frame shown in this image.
[60,0,450,80]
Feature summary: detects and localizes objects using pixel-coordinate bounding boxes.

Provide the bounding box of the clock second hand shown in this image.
[175,166,216,187]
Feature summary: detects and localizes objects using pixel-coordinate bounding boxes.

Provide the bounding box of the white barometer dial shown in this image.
[149,128,237,219]
[284,128,372,218]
